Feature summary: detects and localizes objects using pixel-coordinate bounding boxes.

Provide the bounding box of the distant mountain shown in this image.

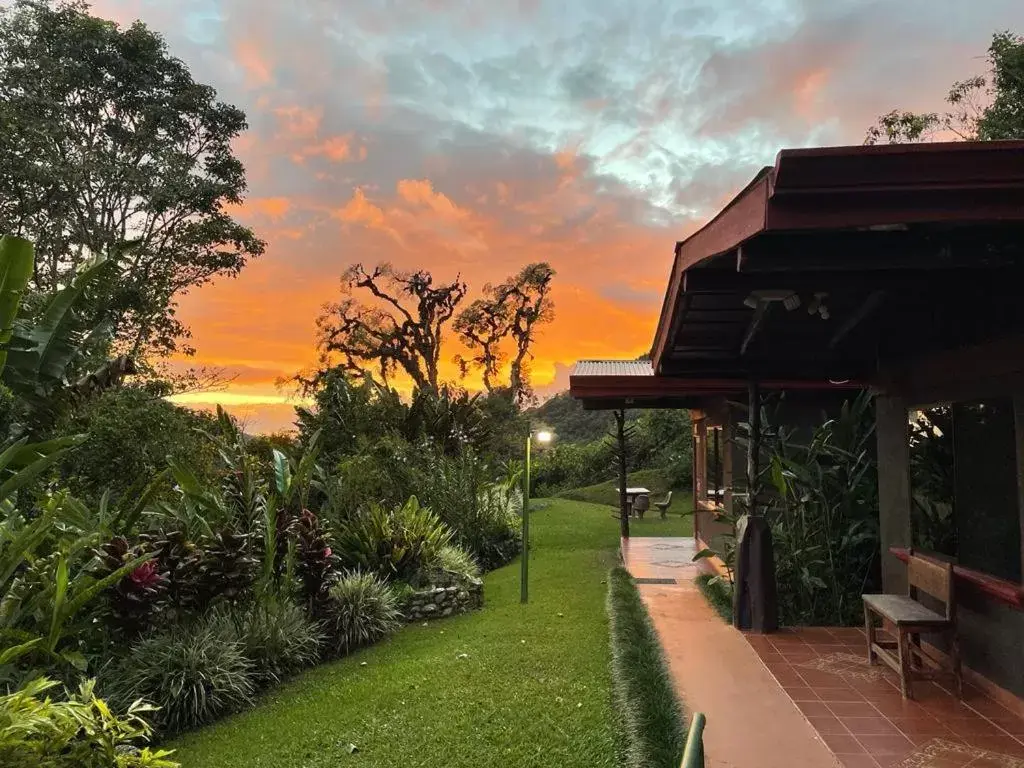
[526,391,639,444]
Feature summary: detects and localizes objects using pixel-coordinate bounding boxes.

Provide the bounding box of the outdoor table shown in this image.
[616,487,651,517]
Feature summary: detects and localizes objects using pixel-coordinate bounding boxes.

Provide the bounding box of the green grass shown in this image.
[167,499,623,768]
[556,471,694,538]
[695,573,734,623]
[607,567,686,768]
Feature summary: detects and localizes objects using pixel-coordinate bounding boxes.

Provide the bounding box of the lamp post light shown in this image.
[521,429,553,604]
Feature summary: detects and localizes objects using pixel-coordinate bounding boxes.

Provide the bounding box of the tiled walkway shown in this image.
[621,536,1024,768]
[747,627,1024,767]
[623,537,842,768]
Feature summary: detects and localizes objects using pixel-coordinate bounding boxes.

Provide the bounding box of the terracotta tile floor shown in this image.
[746,627,1024,767]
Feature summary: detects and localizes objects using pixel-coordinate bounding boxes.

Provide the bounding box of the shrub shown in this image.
[210,597,323,686]
[53,385,218,507]
[0,677,178,767]
[334,496,453,585]
[413,449,522,571]
[427,542,480,581]
[294,510,339,618]
[106,616,256,734]
[607,567,686,768]
[323,571,402,655]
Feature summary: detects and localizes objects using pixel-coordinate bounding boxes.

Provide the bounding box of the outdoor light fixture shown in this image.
[782,292,801,311]
[522,428,555,604]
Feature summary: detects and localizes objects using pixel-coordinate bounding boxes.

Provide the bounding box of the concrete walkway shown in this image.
[621,537,841,768]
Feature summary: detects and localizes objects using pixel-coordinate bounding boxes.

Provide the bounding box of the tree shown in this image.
[454,262,555,403]
[866,31,1024,144]
[316,263,467,391]
[0,0,264,361]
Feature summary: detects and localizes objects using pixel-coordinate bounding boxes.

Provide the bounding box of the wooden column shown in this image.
[876,395,912,593]
[1014,395,1024,579]
[747,379,762,514]
[614,409,630,539]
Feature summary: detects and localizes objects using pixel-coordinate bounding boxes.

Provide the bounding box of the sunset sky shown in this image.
[91,0,1024,432]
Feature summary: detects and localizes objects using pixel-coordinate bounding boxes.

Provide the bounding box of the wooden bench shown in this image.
[862,553,962,700]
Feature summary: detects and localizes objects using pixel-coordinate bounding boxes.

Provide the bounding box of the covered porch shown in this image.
[572,140,1024,766]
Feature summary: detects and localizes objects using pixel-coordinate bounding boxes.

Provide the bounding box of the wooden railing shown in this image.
[680,712,706,768]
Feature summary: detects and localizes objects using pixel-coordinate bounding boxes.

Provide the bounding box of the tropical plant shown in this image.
[106,615,256,734]
[4,255,116,433]
[0,235,35,377]
[208,597,323,686]
[334,496,453,586]
[763,393,880,626]
[412,449,522,571]
[294,510,338,618]
[323,571,402,655]
[0,489,151,680]
[427,543,480,582]
[0,677,177,767]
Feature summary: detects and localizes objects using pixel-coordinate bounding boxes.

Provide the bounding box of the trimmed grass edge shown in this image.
[695,573,733,623]
[606,567,686,768]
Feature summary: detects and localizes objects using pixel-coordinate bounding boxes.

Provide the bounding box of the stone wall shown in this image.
[401,577,483,622]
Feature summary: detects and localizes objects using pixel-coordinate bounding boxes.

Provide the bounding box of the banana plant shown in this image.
[0,235,36,376]
[4,255,113,407]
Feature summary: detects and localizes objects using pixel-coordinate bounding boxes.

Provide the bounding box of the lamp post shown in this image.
[521,429,552,604]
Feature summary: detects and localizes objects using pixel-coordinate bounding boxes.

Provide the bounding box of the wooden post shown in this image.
[876,395,912,593]
[615,409,630,539]
[747,379,762,515]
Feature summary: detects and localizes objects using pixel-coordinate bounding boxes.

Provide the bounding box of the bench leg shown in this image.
[950,629,963,699]
[910,632,923,671]
[864,605,876,665]
[897,627,914,700]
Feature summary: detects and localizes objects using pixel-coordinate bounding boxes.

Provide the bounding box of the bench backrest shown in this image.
[908,553,955,620]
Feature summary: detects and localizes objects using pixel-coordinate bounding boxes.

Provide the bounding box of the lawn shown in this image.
[556,471,694,538]
[168,499,629,768]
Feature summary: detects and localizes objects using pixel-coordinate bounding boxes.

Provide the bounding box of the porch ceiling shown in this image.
[650,140,1024,381]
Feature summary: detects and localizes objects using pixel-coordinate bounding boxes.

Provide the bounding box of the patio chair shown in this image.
[862,552,961,700]
[654,491,673,519]
[632,493,650,519]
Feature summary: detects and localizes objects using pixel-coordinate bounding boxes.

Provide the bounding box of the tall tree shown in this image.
[317,263,467,391]
[0,0,264,360]
[865,31,1024,144]
[454,262,555,403]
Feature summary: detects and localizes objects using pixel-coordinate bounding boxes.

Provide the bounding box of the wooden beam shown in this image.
[747,379,762,514]
[876,395,912,593]
[828,290,885,350]
[740,301,770,356]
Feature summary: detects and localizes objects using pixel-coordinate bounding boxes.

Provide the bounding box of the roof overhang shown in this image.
[568,359,861,411]
[649,140,1024,380]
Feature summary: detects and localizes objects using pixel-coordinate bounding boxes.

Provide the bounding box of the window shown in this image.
[910,398,1022,583]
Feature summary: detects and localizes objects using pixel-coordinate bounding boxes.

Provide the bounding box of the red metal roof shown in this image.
[651,140,1024,372]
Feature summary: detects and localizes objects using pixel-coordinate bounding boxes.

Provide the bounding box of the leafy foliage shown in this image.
[323,571,402,656]
[0,0,265,359]
[0,677,178,767]
[54,385,218,507]
[764,393,880,626]
[207,598,323,686]
[866,30,1024,143]
[317,263,467,390]
[334,496,453,586]
[454,262,556,403]
[107,615,256,734]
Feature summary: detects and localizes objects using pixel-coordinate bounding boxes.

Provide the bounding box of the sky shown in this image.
[88,0,1024,432]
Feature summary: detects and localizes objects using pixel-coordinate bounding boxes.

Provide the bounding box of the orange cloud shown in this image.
[396,179,471,221]
[234,39,273,87]
[273,105,322,140]
[294,133,367,164]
